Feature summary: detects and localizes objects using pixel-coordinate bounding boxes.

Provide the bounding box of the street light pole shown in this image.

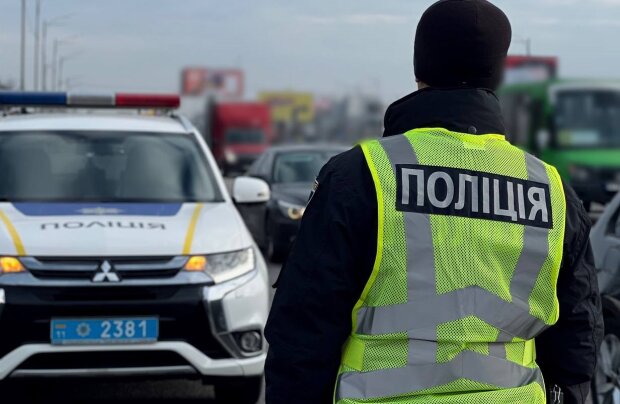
[57,58,63,90]
[42,22,48,90]
[50,36,78,91]
[514,36,532,57]
[34,0,41,90]
[57,57,69,90]
[20,0,26,90]
[51,39,58,91]
[526,38,532,56]
[41,15,72,91]
[57,51,82,90]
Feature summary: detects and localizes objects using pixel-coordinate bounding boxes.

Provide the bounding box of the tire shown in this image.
[264,214,287,263]
[594,334,620,404]
[214,376,262,404]
[266,232,287,263]
[0,380,20,400]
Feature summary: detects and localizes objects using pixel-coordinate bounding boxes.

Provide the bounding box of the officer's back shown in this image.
[265,1,603,403]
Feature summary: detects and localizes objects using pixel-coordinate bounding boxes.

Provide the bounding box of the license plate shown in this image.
[51,317,158,345]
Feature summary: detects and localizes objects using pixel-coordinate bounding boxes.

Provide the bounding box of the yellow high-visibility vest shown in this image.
[335,128,566,404]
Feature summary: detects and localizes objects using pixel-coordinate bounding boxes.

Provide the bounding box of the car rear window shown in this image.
[0,131,223,202]
[272,150,342,184]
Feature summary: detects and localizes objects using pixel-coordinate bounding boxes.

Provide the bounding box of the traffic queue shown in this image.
[0,81,619,404]
[6,0,620,402]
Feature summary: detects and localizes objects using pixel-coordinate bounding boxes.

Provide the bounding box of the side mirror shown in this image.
[250,174,270,183]
[233,176,270,204]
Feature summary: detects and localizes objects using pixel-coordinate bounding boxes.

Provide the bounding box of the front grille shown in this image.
[42,287,162,302]
[0,285,231,361]
[22,256,187,281]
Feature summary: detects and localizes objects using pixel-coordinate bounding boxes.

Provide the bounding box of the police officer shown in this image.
[265,1,603,403]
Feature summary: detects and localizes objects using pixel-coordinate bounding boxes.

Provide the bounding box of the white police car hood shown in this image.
[0,202,252,257]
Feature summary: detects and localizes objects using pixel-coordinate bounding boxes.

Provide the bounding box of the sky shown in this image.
[2,0,620,103]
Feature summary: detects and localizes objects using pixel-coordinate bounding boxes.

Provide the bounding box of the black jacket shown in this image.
[265,88,604,404]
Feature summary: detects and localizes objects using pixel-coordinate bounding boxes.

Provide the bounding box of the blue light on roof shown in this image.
[0,91,180,109]
[0,92,67,106]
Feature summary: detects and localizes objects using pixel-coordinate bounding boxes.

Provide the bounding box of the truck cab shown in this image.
[211,102,272,176]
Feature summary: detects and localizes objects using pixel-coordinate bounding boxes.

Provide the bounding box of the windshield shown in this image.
[0,131,223,202]
[225,129,265,145]
[273,150,341,184]
[555,89,620,148]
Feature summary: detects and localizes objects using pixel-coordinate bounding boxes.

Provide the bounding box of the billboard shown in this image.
[504,56,558,85]
[258,91,315,124]
[181,68,244,98]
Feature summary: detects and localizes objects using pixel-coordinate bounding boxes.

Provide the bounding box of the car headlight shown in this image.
[184,248,255,284]
[277,200,305,220]
[0,257,25,274]
[225,149,238,164]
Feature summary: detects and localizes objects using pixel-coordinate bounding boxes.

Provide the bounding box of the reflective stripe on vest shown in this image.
[337,350,545,401]
[336,130,565,403]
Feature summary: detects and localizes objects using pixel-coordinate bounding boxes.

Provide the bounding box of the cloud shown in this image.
[300,13,409,26]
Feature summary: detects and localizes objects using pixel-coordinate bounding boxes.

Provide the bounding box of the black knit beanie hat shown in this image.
[414,0,512,90]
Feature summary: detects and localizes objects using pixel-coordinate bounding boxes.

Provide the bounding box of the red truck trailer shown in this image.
[211,102,272,175]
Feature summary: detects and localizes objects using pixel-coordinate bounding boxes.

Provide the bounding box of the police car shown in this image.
[0,92,271,403]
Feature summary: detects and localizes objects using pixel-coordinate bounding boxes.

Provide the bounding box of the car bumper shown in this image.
[0,261,269,380]
[0,342,266,379]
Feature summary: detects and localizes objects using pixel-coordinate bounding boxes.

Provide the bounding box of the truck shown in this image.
[210,102,273,175]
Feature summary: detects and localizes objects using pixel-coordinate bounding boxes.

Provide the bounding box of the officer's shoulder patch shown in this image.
[308,178,319,203]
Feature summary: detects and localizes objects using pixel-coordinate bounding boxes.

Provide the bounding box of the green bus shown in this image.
[499,80,620,209]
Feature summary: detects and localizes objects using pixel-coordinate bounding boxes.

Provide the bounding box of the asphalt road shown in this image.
[5,261,282,404]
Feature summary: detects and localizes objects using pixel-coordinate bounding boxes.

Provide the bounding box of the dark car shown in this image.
[590,193,620,403]
[237,144,348,262]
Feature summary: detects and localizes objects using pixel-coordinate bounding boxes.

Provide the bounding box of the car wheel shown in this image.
[593,334,620,404]
[266,233,287,263]
[0,380,18,399]
[214,376,262,404]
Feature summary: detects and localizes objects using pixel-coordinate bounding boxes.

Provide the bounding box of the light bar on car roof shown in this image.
[0,91,180,109]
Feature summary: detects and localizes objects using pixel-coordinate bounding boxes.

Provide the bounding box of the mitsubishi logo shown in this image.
[92,261,120,283]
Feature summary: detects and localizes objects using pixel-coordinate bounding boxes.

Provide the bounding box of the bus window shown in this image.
[555,89,620,148]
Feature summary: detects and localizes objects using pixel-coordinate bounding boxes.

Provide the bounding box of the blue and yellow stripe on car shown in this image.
[0,210,26,256]
[183,204,204,255]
